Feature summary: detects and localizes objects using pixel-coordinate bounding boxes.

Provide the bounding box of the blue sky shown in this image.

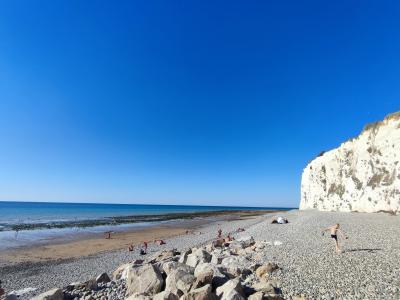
[0,1,399,207]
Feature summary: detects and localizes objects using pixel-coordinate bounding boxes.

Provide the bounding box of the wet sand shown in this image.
[1,225,188,263]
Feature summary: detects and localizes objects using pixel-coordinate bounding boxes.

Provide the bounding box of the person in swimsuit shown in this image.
[322,223,348,253]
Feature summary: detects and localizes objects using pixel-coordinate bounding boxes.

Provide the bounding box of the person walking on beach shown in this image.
[322,223,348,253]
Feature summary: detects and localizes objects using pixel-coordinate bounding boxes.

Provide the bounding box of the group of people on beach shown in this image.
[123,219,348,256]
[128,239,166,254]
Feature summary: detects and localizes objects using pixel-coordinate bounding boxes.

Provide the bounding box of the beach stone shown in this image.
[211,254,225,265]
[193,270,214,289]
[31,288,64,300]
[252,281,277,295]
[4,295,18,300]
[151,249,180,263]
[248,292,264,300]
[182,284,216,300]
[220,289,245,300]
[186,249,212,268]
[194,263,215,277]
[113,263,132,280]
[162,261,194,276]
[216,278,244,298]
[221,256,249,270]
[95,272,111,284]
[255,263,279,279]
[84,279,98,291]
[153,291,179,300]
[166,268,196,296]
[126,264,164,296]
[178,249,192,264]
[236,236,255,248]
[125,293,152,300]
[193,263,228,288]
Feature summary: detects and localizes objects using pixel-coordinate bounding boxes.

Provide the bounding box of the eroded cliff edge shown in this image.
[300,112,400,213]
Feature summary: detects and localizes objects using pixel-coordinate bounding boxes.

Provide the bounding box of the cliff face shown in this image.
[300,112,400,213]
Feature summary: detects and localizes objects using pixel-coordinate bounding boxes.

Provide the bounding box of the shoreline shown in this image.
[0,210,276,265]
[2,209,399,299]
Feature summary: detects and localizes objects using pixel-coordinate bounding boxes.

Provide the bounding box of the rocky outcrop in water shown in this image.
[300,112,400,213]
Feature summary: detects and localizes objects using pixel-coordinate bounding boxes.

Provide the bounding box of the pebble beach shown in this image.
[1,210,400,300]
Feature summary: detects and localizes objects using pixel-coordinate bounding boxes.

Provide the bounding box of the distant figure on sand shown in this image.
[154,239,166,245]
[225,233,234,242]
[128,244,134,251]
[322,223,348,253]
[217,229,222,238]
[143,241,148,251]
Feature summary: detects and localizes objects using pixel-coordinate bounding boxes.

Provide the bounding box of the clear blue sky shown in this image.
[0,1,399,207]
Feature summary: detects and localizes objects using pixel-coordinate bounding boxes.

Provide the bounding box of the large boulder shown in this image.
[216,278,244,298]
[221,256,249,271]
[125,293,152,300]
[95,272,111,284]
[252,281,278,295]
[165,268,196,296]
[179,249,192,264]
[186,249,212,268]
[31,288,64,300]
[153,291,180,300]
[192,270,214,289]
[150,249,180,263]
[248,292,264,300]
[181,284,216,300]
[194,263,228,288]
[236,236,255,248]
[126,264,164,296]
[220,289,246,300]
[113,260,143,280]
[162,262,194,276]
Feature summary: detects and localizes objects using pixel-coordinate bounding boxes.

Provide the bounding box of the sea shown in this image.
[0,201,291,251]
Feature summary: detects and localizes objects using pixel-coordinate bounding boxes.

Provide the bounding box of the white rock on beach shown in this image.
[181,284,216,300]
[300,112,400,213]
[165,268,195,296]
[125,264,164,296]
[186,249,212,268]
[153,291,179,300]
[216,278,244,298]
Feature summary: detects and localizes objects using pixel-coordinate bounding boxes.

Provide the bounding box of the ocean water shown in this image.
[0,201,290,250]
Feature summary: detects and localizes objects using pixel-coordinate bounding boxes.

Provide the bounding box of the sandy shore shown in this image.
[1,210,400,299]
[1,226,188,263]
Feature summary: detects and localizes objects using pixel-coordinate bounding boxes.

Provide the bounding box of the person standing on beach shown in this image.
[322,223,348,253]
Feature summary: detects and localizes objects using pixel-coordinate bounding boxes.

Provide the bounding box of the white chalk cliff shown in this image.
[300,112,400,213]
